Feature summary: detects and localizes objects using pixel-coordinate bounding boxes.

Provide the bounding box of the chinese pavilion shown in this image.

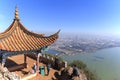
[0,7,59,71]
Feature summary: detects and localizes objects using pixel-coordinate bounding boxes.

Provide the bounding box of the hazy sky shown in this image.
[0,0,120,36]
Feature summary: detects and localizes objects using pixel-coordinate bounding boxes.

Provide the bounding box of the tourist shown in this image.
[47,63,51,75]
[54,57,59,70]
[72,65,80,77]
[32,63,37,73]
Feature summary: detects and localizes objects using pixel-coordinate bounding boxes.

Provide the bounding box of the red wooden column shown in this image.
[24,54,27,68]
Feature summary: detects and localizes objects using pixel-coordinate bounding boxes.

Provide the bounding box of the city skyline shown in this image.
[0,0,120,36]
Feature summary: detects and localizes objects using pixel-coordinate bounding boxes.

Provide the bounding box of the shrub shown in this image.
[69,60,86,69]
[69,60,98,80]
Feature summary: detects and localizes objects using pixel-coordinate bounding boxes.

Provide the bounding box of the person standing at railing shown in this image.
[32,63,37,73]
[47,63,51,75]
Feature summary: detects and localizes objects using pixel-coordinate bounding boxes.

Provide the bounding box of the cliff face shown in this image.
[0,66,21,80]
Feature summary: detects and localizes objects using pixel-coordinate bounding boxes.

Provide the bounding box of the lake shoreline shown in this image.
[61,47,120,80]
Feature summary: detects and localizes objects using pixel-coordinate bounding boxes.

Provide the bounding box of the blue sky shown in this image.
[0,0,120,36]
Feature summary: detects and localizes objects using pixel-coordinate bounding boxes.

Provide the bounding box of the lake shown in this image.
[61,47,120,80]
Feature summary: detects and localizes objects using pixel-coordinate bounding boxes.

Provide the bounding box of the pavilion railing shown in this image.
[26,53,66,70]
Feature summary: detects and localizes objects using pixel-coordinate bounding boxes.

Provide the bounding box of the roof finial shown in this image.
[15,6,19,20]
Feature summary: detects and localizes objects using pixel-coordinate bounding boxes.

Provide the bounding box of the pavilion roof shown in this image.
[0,7,59,52]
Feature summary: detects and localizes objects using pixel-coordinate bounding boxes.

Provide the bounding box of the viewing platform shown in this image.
[4,54,65,80]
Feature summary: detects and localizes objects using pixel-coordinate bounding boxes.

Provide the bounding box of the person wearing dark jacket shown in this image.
[47,63,51,75]
[54,57,59,70]
[72,65,80,77]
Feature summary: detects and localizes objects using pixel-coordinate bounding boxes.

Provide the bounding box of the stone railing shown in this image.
[27,53,67,70]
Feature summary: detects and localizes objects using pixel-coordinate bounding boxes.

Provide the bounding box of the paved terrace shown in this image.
[6,55,60,80]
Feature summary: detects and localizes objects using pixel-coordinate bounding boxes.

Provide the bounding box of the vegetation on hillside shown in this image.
[69,60,98,80]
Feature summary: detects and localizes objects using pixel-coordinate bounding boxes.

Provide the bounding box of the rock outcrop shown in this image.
[0,66,21,80]
[54,67,87,80]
